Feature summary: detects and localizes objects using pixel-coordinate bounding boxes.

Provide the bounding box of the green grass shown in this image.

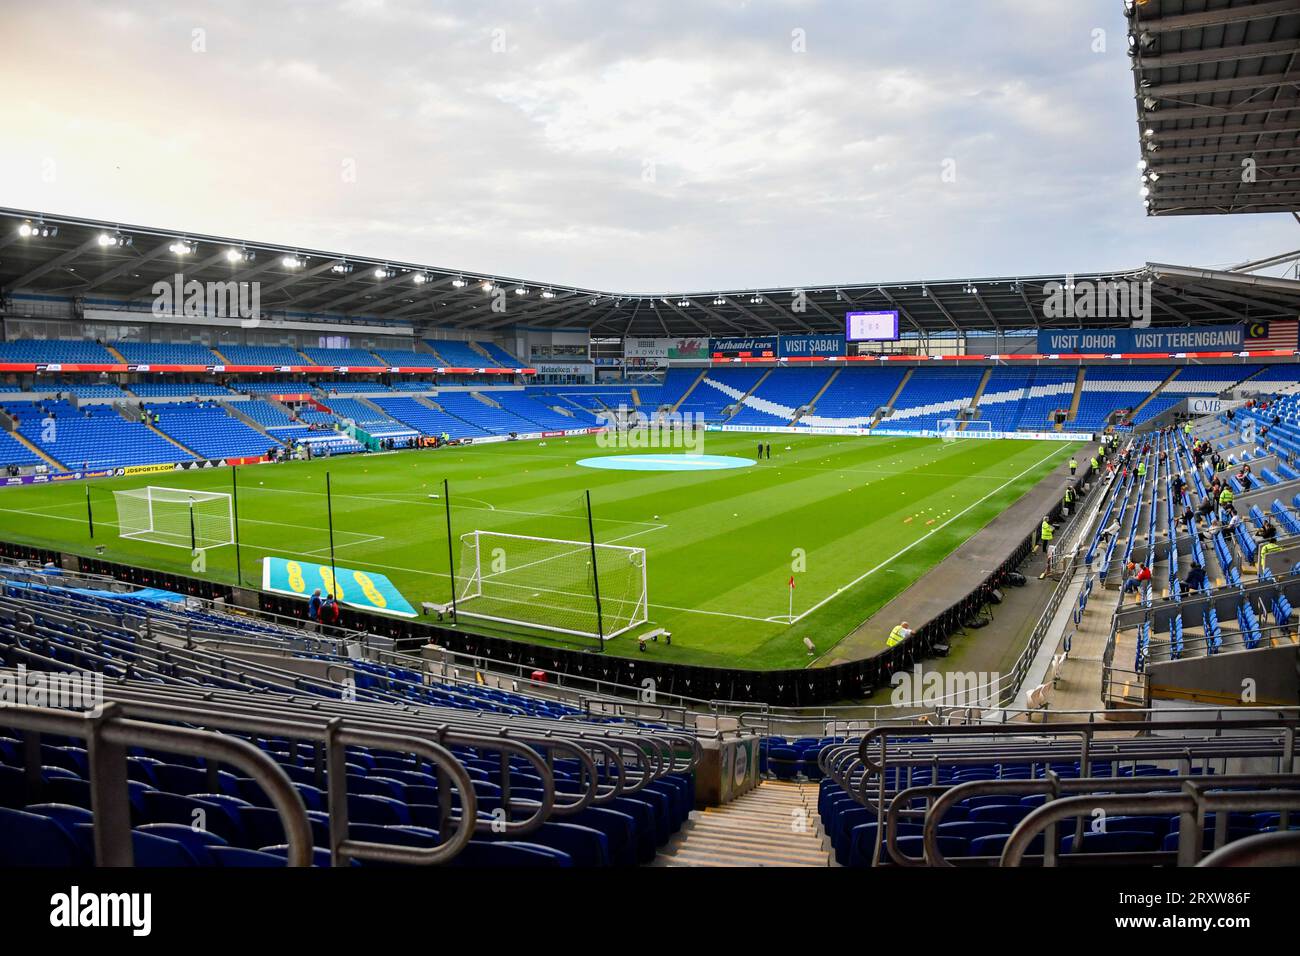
[0,432,1076,669]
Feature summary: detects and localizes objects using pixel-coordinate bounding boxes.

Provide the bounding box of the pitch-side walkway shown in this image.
[813,448,1086,667]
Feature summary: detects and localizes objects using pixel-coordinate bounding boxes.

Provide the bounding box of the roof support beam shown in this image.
[1135,39,1300,69]
[6,237,103,292]
[1135,1,1299,34]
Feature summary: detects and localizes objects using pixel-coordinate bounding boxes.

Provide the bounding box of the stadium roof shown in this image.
[3,207,1300,338]
[1129,0,1300,216]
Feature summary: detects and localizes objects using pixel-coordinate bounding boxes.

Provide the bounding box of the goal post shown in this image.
[113,486,234,550]
[454,530,648,641]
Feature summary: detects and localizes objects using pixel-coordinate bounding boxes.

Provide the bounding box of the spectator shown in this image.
[307,588,323,622]
[1100,518,1120,547]
[1183,562,1207,593]
[320,594,341,634]
[1122,562,1152,597]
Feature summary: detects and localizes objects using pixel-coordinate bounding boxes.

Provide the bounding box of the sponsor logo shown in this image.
[121,462,181,476]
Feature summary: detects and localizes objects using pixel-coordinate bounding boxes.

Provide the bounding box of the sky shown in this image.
[0,0,1294,294]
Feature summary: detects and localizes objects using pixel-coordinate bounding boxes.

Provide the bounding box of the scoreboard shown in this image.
[845,310,899,342]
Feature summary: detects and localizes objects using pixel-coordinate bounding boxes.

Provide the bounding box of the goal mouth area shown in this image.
[117,528,234,551]
[453,530,648,642]
[112,485,235,551]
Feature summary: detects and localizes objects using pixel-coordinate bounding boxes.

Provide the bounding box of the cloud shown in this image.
[0,0,1294,293]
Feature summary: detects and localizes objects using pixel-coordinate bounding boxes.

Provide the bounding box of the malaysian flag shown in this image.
[1245,319,1298,352]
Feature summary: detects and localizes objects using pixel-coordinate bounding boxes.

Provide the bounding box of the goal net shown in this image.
[113,486,234,550]
[454,531,648,640]
[937,418,995,440]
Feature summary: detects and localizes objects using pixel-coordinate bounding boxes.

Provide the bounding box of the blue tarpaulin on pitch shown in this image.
[261,556,417,618]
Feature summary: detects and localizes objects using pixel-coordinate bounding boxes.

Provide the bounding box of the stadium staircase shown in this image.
[145,420,201,459]
[1064,368,1085,426]
[874,368,913,426]
[793,368,841,425]
[224,401,277,439]
[209,346,232,364]
[469,341,500,367]
[958,366,994,432]
[103,344,127,363]
[8,429,64,470]
[721,368,773,422]
[1128,367,1180,421]
[669,369,709,415]
[653,780,831,867]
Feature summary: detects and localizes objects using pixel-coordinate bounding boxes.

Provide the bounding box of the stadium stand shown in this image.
[52,383,129,399]
[371,396,489,439]
[1016,368,1079,431]
[126,382,232,398]
[884,369,986,430]
[372,349,445,369]
[114,342,222,364]
[1,400,193,470]
[967,368,1033,431]
[229,380,317,395]
[0,431,44,469]
[318,398,415,437]
[798,367,908,428]
[146,402,278,460]
[729,367,834,427]
[424,340,494,367]
[1073,366,1173,429]
[0,340,117,363]
[491,391,588,430]
[679,368,765,423]
[300,347,384,367]
[216,345,313,366]
[0,562,698,867]
[434,392,537,434]
[477,341,525,368]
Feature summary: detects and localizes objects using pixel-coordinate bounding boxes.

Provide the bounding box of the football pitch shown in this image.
[0,432,1078,670]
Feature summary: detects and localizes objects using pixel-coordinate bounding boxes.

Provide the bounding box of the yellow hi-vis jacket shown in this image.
[1041,520,1054,543]
[886,625,908,647]
[1220,488,1234,505]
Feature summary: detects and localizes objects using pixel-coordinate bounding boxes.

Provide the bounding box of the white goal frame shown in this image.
[113,485,234,550]
[455,530,648,641]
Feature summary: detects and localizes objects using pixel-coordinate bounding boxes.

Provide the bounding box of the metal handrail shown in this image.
[86,675,701,799]
[893,772,1300,867]
[2,702,313,866]
[1198,829,1300,866]
[1000,782,1300,867]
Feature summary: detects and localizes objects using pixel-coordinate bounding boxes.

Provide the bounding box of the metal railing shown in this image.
[1,702,313,866]
[1001,781,1300,867]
